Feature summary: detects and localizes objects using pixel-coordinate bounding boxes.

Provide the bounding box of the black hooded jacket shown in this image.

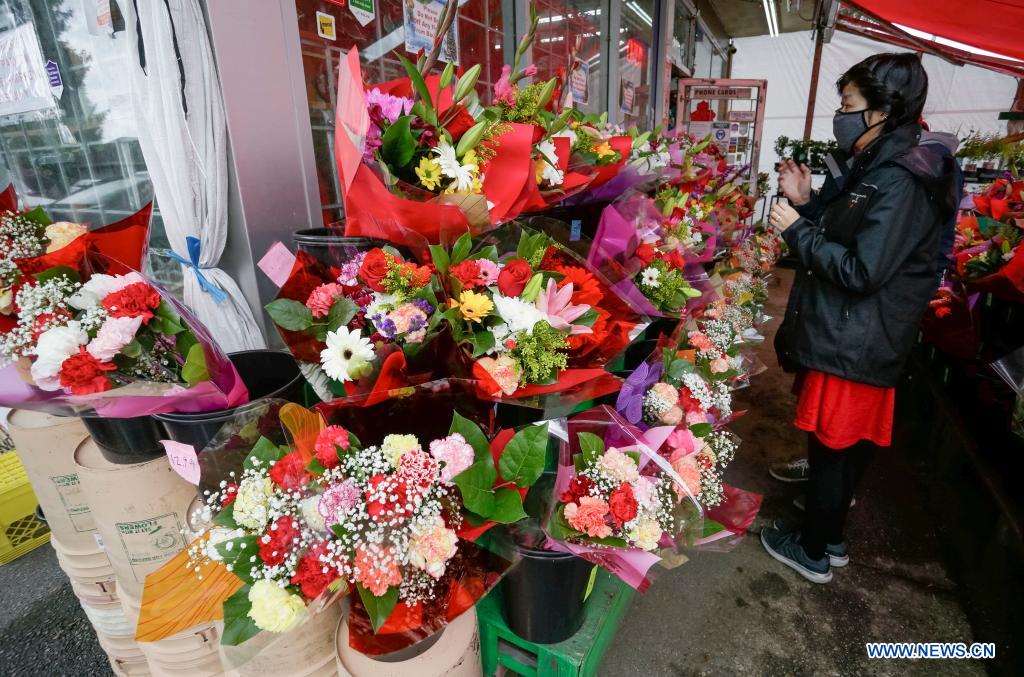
[774,123,961,387]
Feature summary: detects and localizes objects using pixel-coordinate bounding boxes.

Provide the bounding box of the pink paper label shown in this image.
[258,241,297,289]
[161,440,200,485]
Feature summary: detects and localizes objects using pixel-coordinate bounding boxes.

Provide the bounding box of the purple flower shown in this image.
[364,88,413,124]
[616,360,663,425]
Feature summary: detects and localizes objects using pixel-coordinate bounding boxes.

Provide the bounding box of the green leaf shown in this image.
[212,502,238,529]
[453,458,497,517]
[449,411,491,462]
[498,422,549,488]
[306,457,326,477]
[450,231,473,266]
[429,244,450,276]
[667,358,695,381]
[327,297,358,331]
[489,488,528,523]
[214,536,258,584]
[221,585,261,646]
[181,343,209,386]
[32,266,79,284]
[357,583,399,634]
[121,339,142,359]
[154,301,185,336]
[244,436,286,472]
[469,245,498,262]
[265,298,314,331]
[381,115,416,169]
[689,423,713,438]
[577,432,605,466]
[470,330,495,358]
[548,504,582,541]
[20,206,53,227]
[396,53,435,123]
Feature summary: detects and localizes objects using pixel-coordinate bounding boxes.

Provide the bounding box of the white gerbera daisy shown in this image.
[641,267,661,288]
[492,293,545,335]
[536,139,564,186]
[320,326,375,382]
[433,140,477,193]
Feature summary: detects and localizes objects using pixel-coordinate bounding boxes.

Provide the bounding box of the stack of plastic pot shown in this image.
[5,410,150,676]
[73,435,225,676]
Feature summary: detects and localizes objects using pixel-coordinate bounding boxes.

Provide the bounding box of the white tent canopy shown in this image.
[731,30,1019,176]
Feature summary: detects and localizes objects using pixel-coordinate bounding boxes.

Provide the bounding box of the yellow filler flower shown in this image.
[415,157,443,191]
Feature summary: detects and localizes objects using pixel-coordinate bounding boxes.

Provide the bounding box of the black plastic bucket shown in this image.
[293,228,391,269]
[501,473,594,644]
[154,350,303,452]
[80,415,166,465]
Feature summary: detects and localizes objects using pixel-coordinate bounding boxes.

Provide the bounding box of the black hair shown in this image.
[836,53,928,131]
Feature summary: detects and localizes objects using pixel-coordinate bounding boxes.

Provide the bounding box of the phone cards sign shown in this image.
[404,0,459,65]
[691,86,751,100]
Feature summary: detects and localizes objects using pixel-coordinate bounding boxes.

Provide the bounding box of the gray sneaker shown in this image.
[771,520,849,567]
[792,495,856,512]
[769,458,810,482]
[761,525,832,583]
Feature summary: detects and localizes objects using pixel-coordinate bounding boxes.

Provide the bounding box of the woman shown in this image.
[761,53,960,583]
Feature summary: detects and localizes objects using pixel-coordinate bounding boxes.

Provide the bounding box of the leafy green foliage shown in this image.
[265,298,314,331]
[357,583,400,633]
[181,343,209,386]
[498,423,549,488]
[221,585,261,646]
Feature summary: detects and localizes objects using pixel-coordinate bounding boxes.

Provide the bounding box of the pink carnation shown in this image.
[649,382,679,406]
[710,356,730,374]
[429,433,475,483]
[314,425,350,468]
[354,544,402,597]
[659,406,683,426]
[667,429,700,459]
[306,283,345,319]
[564,496,612,538]
[523,64,538,77]
[318,479,361,525]
[688,331,715,353]
[671,454,702,502]
[86,315,143,362]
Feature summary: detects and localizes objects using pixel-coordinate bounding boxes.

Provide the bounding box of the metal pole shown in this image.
[802,31,824,141]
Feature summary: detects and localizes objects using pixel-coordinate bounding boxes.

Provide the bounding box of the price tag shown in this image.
[257,241,297,289]
[162,440,200,485]
[570,219,582,242]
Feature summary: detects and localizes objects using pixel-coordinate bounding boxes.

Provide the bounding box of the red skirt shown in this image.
[793,370,895,449]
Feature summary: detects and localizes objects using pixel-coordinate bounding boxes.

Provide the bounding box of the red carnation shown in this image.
[366,474,411,522]
[609,483,638,527]
[560,475,595,505]
[399,261,432,288]
[220,483,238,508]
[31,309,73,341]
[442,104,476,142]
[636,243,656,265]
[449,259,483,288]
[667,250,686,271]
[102,282,162,323]
[59,347,116,395]
[497,258,533,297]
[269,451,311,491]
[358,248,391,292]
[290,541,340,600]
[258,516,298,567]
[314,425,350,469]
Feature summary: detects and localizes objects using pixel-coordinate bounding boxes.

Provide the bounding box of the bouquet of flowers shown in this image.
[431,225,644,404]
[0,256,246,416]
[265,245,462,401]
[953,213,1024,301]
[971,176,1024,221]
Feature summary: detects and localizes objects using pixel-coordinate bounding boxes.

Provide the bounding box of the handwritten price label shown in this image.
[161,440,200,485]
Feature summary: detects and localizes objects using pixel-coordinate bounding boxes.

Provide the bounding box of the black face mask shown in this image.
[833,108,885,153]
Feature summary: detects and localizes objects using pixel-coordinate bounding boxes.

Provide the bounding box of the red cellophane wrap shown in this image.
[333,49,534,247]
[0,184,17,212]
[964,241,1024,303]
[315,379,526,655]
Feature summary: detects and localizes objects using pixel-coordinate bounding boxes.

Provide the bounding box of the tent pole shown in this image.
[803,31,824,141]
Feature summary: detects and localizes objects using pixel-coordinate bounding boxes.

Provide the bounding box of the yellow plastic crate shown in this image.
[0,451,50,564]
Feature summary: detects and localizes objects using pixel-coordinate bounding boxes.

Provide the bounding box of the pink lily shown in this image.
[536,279,592,335]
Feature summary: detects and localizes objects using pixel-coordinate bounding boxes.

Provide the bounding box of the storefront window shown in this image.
[532,0,603,116]
[294,0,506,225]
[618,0,656,129]
[670,1,693,72]
[0,0,176,288]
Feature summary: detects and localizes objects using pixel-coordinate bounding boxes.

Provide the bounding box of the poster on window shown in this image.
[620,80,636,115]
[403,0,459,65]
[0,23,56,117]
[570,60,589,106]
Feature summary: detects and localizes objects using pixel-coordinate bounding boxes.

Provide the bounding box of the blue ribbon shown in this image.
[165,236,228,304]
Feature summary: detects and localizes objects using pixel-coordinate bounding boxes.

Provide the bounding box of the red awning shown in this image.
[851,0,1024,63]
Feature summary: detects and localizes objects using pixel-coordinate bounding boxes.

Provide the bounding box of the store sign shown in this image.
[316,11,337,41]
[570,60,589,106]
[625,39,647,68]
[728,110,756,122]
[404,0,460,65]
[0,23,56,117]
[711,122,731,154]
[350,0,375,27]
[45,60,62,99]
[691,86,752,100]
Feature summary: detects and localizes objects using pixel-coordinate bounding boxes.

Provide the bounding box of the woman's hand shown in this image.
[769,202,801,232]
[778,159,812,205]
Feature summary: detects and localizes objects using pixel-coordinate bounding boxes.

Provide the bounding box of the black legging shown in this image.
[801,433,877,560]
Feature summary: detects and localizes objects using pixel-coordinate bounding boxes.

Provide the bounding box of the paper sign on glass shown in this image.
[403,0,459,65]
[161,440,200,485]
[258,241,297,289]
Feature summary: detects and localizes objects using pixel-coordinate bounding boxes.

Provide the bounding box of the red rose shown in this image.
[59,347,116,395]
[220,483,238,508]
[609,483,638,527]
[560,475,595,505]
[269,451,311,491]
[290,541,340,600]
[667,251,686,271]
[258,516,298,567]
[102,282,162,323]
[497,259,533,297]
[366,474,411,522]
[449,260,483,288]
[358,248,391,292]
[442,104,476,142]
[636,243,656,265]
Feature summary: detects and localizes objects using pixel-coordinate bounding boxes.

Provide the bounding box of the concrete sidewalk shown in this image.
[601,268,985,676]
